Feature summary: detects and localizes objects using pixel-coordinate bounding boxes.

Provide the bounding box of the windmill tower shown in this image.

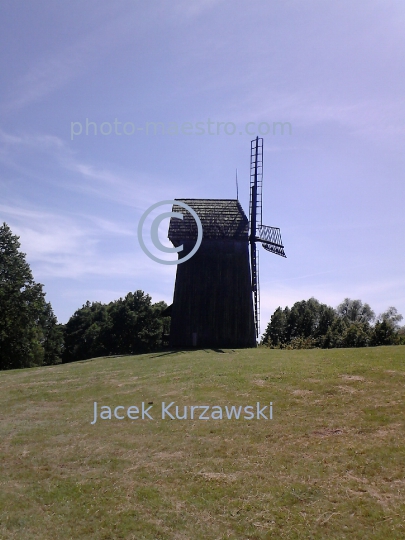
[249,136,286,337]
[166,137,285,348]
[168,199,256,348]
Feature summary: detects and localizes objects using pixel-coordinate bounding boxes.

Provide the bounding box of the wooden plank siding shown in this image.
[168,200,256,348]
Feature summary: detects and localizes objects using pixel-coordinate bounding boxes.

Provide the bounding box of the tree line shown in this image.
[261,297,404,349]
[62,293,170,363]
[0,223,169,370]
[1,223,404,370]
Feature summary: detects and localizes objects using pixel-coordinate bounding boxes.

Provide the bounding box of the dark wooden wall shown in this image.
[169,239,256,348]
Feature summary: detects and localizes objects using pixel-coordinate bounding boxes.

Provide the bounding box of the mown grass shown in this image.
[0,346,404,539]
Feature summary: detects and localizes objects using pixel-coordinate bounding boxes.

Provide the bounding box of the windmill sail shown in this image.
[257,225,286,258]
[249,137,262,337]
[249,137,286,339]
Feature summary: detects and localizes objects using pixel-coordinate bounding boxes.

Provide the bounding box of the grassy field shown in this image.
[0,346,404,539]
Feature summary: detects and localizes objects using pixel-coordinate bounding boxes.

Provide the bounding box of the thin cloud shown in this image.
[0,200,177,281]
[0,128,176,209]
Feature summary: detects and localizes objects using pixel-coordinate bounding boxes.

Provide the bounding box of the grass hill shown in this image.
[1,346,404,539]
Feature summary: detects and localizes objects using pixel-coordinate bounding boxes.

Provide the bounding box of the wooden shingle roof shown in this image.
[168,199,249,242]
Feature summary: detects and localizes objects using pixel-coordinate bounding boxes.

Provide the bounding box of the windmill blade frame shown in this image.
[249,137,263,337]
[257,225,287,258]
[248,136,286,340]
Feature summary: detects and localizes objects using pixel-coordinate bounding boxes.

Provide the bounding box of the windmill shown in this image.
[165,137,285,349]
[249,136,286,338]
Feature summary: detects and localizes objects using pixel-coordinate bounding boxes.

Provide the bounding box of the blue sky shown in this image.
[1,0,404,335]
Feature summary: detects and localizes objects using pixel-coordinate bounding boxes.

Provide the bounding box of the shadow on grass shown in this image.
[150,350,187,358]
[150,348,231,357]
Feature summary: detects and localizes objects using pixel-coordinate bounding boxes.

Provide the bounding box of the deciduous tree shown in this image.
[0,223,62,369]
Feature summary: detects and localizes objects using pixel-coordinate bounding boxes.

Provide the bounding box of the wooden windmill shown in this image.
[166,137,286,347]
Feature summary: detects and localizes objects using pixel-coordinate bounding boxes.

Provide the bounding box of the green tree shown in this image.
[0,223,62,369]
[284,298,337,344]
[317,304,337,337]
[261,306,288,346]
[62,292,169,363]
[262,298,338,348]
[333,298,374,347]
[371,307,403,346]
[379,307,403,329]
[397,325,405,345]
[341,321,371,348]
[336,298,375,324]
[106,291,163,355]
[62,301,109,362]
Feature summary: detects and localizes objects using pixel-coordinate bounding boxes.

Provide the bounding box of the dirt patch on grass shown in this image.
[340,375,365,382]
[291,389,312,396]
[312,428,343,436]
[253,379,267,387]
[374,423,403,437]
[337,385,358,394]
[345,473,398,509]
[152,451,185,461]
[196,472,237,482]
